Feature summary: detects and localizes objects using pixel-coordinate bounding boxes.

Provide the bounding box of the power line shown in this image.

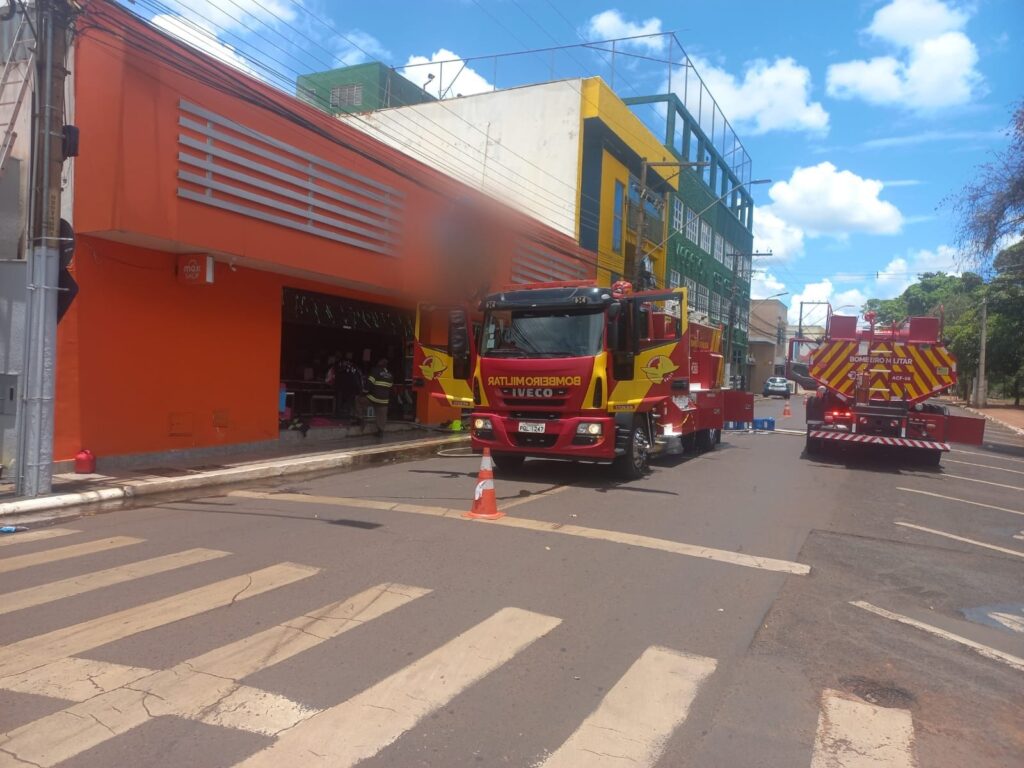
[133,0,604,236]
[80,4,598,270]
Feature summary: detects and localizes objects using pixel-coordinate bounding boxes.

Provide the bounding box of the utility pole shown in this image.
[631,159,648,287]
[631,158,709,288]
[977,295,987,407]
[16,0,72,497]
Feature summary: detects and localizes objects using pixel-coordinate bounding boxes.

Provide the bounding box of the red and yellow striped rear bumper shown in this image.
[808,430,950,451]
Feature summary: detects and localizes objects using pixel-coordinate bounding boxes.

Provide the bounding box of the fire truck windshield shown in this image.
[481,308,604,358]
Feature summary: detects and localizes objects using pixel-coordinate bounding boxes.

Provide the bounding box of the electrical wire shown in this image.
[133,0,604,236]
[78,4,598,271]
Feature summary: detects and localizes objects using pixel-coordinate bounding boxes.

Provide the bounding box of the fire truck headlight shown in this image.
[473,417,492,431]
[577,422,603,436]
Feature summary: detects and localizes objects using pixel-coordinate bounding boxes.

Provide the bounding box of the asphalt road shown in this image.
[1,397,1022,767]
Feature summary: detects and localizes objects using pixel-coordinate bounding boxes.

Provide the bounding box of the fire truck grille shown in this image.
[503,398,566,408]
[510,433,558,448]
[509,412,561,420]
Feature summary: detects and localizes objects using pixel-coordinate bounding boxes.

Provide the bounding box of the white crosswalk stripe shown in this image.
[0,528,80,547]
[0,548,230,615]
[0,533,940,767]
[811,689,918,767]
[233,607,562,768]
[0,536,143,573]
[0,582,430,768]
[538,646,717,767]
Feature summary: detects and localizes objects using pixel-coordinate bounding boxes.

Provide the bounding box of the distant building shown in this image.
[296,62,434,115]
[747,299,787,392]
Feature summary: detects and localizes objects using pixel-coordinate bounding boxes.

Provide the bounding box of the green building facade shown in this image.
[296,62,434,115]
[624,92,754,383]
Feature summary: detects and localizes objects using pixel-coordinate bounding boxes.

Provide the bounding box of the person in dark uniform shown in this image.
[367,358,394,437]
[334,352,363,421]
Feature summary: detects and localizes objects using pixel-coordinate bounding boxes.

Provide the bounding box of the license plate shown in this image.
[518,421,546,433]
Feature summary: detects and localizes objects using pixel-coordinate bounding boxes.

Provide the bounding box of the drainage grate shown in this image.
[839,676,915,708]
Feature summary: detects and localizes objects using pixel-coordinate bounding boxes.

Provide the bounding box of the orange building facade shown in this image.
[56,2,594,465]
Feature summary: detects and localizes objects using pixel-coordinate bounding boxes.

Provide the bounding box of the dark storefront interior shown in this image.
[279,288,415,422]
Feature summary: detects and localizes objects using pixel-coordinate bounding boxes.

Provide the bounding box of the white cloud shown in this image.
[788,279,836,324]
[161,0,298,33]
[675,57,829,135]
[336,30,391,66]
[587,10,665,52]
[874,257,914,298]
[750,271,787,300]
[754,208,805,262]
[151,14,255,75]
[401,49,494,99]
[765,162,903,236]
[867,0,969,47]
[826,0,982,110]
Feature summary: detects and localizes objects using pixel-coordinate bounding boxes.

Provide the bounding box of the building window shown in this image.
[696,284,709,314]
[722,297,732,326]
[298,86,318,105]
[714,234,724,264]
[330,83,363,108]
[685,277,697,308]
[672,198,684,232]
[686,208,699,243]
[669,269,681,288]
[700,220,712,253]
[710,291,721,323]
[612,180,624,253]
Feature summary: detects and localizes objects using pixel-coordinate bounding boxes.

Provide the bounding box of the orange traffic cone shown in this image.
[782,399,793,418]
[465,448,504,520]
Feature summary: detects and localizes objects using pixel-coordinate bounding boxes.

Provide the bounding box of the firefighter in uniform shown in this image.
[367,358,394,437]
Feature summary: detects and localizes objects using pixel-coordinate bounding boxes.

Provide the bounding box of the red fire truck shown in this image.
[414,281,753,478]
[793,309,985,462]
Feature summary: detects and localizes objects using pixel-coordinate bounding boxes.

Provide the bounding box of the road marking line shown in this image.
[951,448,1024,464]
[233,607,561,768]
[852,600,1024,673]
[988,611,1024,634]
[0,536,143,574]
[0,528,79,547]
[0,562,319,679]
[894,521,1024,559]
[944,458,1024,475]
[896,487,1024,518]
[942,474,1024,492]
[0,583,429,767]
[538,646,716,767]
[229,491,810,576]
[502,485,571,510]
[0,548,230,616]
[811,689,917,768]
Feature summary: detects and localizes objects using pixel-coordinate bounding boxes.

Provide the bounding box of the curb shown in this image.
[0,434,469,518]
[957,405,1024,436]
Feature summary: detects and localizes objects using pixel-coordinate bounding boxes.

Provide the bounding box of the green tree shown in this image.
[951,102,1024,272]
[986,241,1024,403]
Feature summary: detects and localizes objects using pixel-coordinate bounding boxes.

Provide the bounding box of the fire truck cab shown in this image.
[414,282,752,478]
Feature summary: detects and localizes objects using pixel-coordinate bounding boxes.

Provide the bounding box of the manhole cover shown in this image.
[839,676,915,708]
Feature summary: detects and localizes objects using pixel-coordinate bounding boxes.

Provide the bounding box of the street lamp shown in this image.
[751,291,789,301]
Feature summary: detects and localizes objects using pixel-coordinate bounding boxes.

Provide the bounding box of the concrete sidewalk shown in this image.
[0,430,469,519]
[953,401,1024,435]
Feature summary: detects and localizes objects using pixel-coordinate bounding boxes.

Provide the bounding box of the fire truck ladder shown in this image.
[0,13,34,179]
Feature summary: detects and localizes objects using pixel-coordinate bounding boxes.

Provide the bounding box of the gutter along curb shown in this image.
[0,435,469,518]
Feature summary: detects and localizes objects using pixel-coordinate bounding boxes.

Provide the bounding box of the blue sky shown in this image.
[136,0,1023,323]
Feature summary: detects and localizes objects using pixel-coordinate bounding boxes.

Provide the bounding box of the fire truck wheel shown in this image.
[491,453,525,472]
[920,449,942,467]
[613,423,650,479]
[805,435,821,455]
[695,428,717,452]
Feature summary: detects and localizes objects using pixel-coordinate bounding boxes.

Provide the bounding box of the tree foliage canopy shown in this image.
[951,102,1024,272]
